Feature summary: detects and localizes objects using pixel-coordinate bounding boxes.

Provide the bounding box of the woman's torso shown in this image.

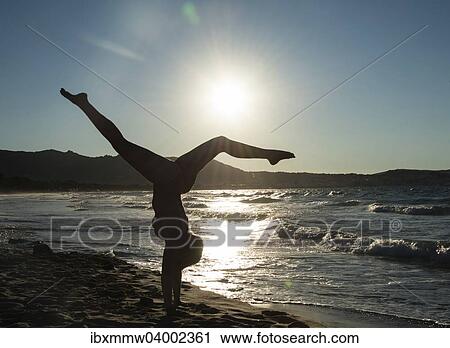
[151,184,189,246]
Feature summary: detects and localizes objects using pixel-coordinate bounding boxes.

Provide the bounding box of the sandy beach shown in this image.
[0,241,314,328]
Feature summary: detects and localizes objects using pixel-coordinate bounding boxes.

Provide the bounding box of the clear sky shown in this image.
[1,0,449,173]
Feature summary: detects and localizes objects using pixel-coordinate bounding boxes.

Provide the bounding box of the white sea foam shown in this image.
[369,203,450,216]
[351,239,450,267]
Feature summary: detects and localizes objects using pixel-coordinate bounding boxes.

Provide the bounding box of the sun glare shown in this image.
[208,76,250,117]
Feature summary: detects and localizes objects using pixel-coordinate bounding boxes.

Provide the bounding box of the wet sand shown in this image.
[0,242,314,328]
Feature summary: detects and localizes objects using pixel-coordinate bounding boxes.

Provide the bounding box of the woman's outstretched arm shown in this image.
[59,88,178,185]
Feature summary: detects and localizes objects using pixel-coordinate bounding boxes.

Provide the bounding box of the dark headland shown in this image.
[1,149,449,192]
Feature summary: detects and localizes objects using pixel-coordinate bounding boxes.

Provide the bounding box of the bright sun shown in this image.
[208,76,250,117]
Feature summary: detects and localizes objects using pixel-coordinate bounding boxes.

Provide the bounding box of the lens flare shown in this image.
[208,77,250,117]
[182,2,200,25]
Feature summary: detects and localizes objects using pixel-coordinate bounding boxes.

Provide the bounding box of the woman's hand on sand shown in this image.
[60,88,88,105]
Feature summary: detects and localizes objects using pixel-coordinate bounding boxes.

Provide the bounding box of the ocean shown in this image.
[1,186,449,326]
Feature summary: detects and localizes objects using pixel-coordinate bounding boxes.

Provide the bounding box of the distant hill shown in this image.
[1,149,449,192]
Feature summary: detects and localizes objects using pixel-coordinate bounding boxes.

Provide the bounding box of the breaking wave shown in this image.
[276,223,450,267]
[369,203,450,216]
[353,239,450,267]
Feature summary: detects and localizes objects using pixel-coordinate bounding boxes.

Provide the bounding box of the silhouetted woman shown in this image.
[60,88,295,314]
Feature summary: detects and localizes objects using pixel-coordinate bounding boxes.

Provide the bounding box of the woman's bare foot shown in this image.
[267,150,295,165]
[60,88,88,106]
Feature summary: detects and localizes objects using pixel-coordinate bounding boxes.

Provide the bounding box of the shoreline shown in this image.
[0,242,315,328]
[255,303,447,328]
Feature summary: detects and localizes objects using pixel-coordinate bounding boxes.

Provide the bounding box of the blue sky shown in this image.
[1,0,449,173]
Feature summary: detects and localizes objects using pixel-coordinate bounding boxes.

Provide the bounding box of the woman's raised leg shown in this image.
[60,88,179,185]
[175,136,294,191]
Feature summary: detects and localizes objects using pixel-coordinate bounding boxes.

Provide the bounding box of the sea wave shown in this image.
[190,210,268,220]
[183,202,208,209]
[328,200,361,207]
[213,190,276,198]
[303,200,329,207]
[353,239,450,267]
[120,202,151,209]
[242,196,281,204]
[323,233,450,267]
[276,222,450,267]
[277,226,325,240]
[275,191,301,198]
[67,200,89,211]
[328,190,344,196]
[182,196,198,202]
[368,203,450,216]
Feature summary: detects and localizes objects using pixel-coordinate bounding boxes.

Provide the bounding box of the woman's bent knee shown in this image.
[213,135,228,145]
